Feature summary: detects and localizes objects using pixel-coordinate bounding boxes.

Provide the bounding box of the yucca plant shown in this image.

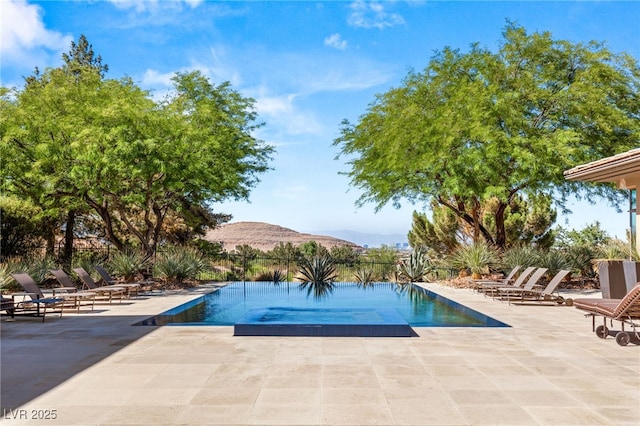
[108,249,148,281]
[449,243,499,278]
[154,246,207,284]
[0,260,21,292]
[297,256,337,298]
[399,248,433,282]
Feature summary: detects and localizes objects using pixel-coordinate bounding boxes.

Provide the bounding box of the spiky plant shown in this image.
[449,243,499,277]
[154,246,207,284]
[24,256,56,285]
[353,266,376,288]
[108,249,148,281]
[399,248,433,282]
[297,256,337,298]
[537,250,571,278]
[500,246,543,271]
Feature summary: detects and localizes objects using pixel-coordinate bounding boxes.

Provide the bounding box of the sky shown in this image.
[1,0,639,242]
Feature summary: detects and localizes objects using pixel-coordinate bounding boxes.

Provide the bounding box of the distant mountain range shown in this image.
[205,222,410,252]
[205,222,364,252]
[312,229,409,249]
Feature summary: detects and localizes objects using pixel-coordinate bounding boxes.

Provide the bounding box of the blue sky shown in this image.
[1,0,638,241]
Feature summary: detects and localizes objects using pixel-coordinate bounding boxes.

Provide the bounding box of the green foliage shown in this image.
[107,250,148,281]
[353,266,376,287]
[191,238,226,259]
[0,260,22,292]
[297,256,337,299]
[537,250,571,278]
[449,243,500,275]
[267,242,302,260]
[330,245,361,265]
[500,245,544,271]
[299,241,330,259]
[154,246,207,284]
[598,239,638,261]
[0,196,49,258]
[408,206,460,259]
[363,245,399,281]
[399,249,434,282]
[2,36,274,257]
[334,22,639,249]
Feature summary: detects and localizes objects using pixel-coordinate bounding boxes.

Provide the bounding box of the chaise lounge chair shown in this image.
[49,269,97,312]
[495,267,548,303]
[480,266,536,298]
[474,265,521,289]
[8,273,66,322]
[573,283,640,346]
[95,265,142,297]
[72,267,126,304]
[501,269,572,305]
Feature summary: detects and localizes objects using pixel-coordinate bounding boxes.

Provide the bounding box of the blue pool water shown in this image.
[137,282,508,328]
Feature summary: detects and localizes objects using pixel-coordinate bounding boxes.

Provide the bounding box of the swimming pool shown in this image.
[137,282,508,334]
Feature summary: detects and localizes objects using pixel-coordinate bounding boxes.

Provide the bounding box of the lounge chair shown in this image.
[1,296,16,319]
[49,269,97,312]
[496,267,548,303]
[8,273,66,322]
[95,265,141,297]
[502,269,572,305]
[573,283,640,346]
[473,265,520,291]
[480,266,536,298]
[72,267,126,304]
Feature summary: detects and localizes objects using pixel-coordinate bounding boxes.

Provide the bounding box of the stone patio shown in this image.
[1,283,638,425]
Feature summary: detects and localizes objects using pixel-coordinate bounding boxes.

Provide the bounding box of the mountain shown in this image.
[205,221,363,252]
[312,229,409,249]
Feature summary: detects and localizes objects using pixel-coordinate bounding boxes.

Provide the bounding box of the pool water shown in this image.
[137,282,508,328]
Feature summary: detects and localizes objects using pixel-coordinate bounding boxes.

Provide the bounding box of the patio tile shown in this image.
[2,282,639,426]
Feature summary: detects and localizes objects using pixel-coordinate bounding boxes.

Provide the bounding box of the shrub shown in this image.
[154,246,207,284]
[449,243,499,277]
[537,250,571,278]
[399,248,433,282]
[500,246,544,271]
[353,266,376,287]
[108,250,148,281]
[297,256,337,299]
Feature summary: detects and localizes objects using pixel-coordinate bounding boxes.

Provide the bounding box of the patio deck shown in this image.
[1,282,638,425]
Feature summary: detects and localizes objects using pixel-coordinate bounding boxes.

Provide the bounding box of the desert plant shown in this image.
[154,246,207,284]
[353,266,376,287]
[108,249,148,281]
[597,238,638,261]
[449,243,499,277]
[563,244,597,278]
[399,249,434,282]
[499,245,544,271]
[23,256,56,285]
[537,250,571,278]
[297,256,337,298]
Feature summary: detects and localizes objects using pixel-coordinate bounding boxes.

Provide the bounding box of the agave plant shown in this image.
[108,249,148,281]
[154,246,207,284]
[297,256,337,298]
[537,250,571,278]
[449,243,499,278]
[353,266,376,288]
[399,249,433,282]
[500,245,543,271]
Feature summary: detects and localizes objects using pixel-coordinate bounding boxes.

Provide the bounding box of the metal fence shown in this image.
[198,254,456,283]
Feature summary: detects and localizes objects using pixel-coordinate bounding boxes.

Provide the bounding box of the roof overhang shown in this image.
[564,148,640,189]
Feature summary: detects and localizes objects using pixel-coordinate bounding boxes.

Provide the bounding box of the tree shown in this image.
[2,37,274,257]
[334,23,640,249]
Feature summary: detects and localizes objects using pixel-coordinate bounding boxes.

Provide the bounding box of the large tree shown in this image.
[334,23,640,249]
[1,38,273,257]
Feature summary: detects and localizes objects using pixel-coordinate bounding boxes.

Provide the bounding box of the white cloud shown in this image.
[141,69,175,87]
[324,33,348,50]
[106,0,203,12]
[0,0,72,63]
[255,92,323,136]
[348,0,405,29]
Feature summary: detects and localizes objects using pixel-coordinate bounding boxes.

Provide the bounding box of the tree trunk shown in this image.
[494,202,508,250]
[62,210,76,268]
